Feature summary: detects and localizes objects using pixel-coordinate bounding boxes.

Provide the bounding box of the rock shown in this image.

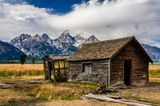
[28,80,45,84]
[0,83,13,89]
[110,81,128,90]
[93,84,107,94]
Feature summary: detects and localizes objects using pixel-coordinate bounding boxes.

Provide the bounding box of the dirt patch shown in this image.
[113,82,160,105]
[38,100,126,106]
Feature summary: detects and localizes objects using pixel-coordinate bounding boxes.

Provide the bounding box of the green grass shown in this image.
[20,82,97,100]
[0,97,46,106]
[149,69,160,77]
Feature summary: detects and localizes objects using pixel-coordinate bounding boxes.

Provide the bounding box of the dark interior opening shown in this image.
[48,61,52,80]
[124,60,132,85]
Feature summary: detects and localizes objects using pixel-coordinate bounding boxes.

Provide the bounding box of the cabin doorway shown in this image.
[48,61,52,80]
[124,60,132,85]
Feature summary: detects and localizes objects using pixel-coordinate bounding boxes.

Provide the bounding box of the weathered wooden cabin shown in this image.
[43,55,69,82]
[67,36,152,86]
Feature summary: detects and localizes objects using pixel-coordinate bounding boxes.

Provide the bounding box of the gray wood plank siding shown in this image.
[69,59,110,85]
[110,41,149,86]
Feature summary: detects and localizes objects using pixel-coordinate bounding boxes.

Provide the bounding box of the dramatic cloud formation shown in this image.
[0,0,160,46]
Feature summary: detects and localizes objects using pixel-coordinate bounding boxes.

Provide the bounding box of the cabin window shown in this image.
[53,60,69,82]
[82,63,92,74]
[54,60,69,69]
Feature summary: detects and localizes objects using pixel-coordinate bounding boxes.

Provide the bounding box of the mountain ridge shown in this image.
[0,30,160,62]
[0,40,24,60]
[142,44,160,62]
[10,30,99,58]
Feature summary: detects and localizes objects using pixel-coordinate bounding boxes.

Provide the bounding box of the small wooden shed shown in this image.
[67,36,152,86]
[43,55,69,82]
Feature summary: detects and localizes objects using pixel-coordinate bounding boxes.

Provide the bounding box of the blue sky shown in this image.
[26,0,88,13]
[6,0,89,13]
[0,0,160,47]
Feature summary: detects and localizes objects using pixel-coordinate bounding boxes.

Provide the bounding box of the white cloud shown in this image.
[0,0,160,47]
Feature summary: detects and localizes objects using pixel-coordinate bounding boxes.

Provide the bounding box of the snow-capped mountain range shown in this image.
[10,30,99,58]
[0,30,160,62]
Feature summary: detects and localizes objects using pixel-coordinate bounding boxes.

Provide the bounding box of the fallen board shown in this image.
[83,94,153,106]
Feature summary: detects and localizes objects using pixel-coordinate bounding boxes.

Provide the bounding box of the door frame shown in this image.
[123,59,132,85]
[47,61,53,80]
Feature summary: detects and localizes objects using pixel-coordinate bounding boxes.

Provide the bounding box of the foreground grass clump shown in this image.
[0,80,97,106]
[15,82,97,100]
[0,64,43,78]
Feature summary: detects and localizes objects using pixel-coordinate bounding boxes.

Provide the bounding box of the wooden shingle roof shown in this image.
[67,36,152,62]
[43,55,69,61]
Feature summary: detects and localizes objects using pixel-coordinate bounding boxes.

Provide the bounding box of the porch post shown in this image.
[108,58,111,87]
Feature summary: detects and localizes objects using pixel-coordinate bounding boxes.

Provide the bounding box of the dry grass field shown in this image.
[0,64,159,106]
[149,64,160,83]
[0,64,44,79]
[149,64,160,70]
[0,64,43,72]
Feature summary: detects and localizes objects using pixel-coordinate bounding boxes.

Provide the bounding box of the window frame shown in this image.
[82,63,93,74]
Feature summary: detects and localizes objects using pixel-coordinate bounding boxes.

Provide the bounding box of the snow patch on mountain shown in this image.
[10,30,99,58]
[74,34,86,47]
[6,31,160,62]
[84,35,99,44]
[11,33,59,58]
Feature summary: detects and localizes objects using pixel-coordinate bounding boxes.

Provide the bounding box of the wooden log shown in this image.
[83,94,152,106]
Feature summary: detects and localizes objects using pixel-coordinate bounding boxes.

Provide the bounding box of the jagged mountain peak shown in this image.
[41,33,53,45]
[59,30,72,39]
[7,32,160,62]
[9,31,100,59]
[74,34,81,37]
[19,33,31,38]
[11,33,31,43]
[10,33,32,49]
[74,34,85,39]
[55,30,75,44]
[10,31,100,58]
[33,34,40,38]
[61,30,70,36]
[84,35,99,44]
[74,34,86,47]
[88,35,98,40]
[41,33,50,39]
[31,34,43,42]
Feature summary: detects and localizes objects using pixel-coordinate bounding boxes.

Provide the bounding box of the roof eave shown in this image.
[111,36,153,63]
[67,57,110,62]
[110,36,135,59]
